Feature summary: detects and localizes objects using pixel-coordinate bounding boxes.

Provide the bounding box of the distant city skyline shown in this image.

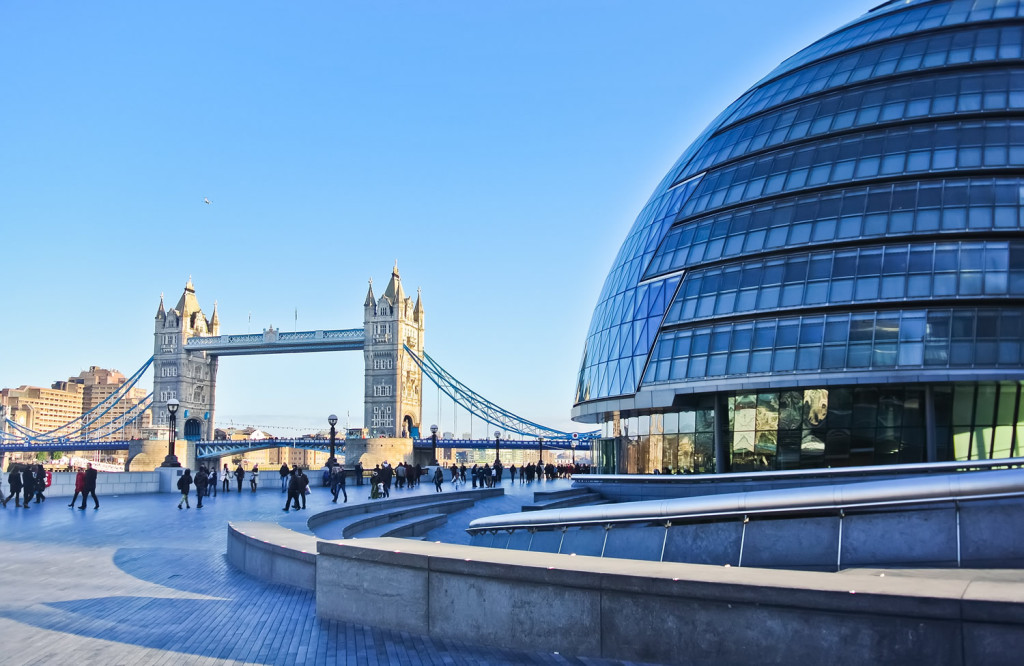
[0,1,874,437]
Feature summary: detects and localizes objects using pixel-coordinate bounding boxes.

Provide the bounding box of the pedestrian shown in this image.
[250,464,259,492]
[68,467,86,508]
[222,464,231,493]
[21,465,34,508]
[209,466,218,497]
[194,466,209,508]
[279,463,290,493]
[4,465,24,507]
[380,461,392,497]
[355,462,363,486]
[330,465,347,503]
[234,464,245,492]
[34,465,47,503]
[432,466,444,492]
[297,468,309,509]
[284,467,301,511]
[79,462,99,510]
[509,464,517,485]
[177,468,193,509]
[396,462,406,489]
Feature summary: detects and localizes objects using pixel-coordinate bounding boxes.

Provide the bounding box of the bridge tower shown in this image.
[363,264,424,438]
[152,279,220,444]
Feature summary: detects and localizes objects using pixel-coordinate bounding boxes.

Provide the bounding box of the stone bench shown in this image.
[227,521,318,590]
[357,513,448,539]
[339,498,476,538]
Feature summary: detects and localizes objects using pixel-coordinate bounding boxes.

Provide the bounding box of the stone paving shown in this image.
[0,472,644,665]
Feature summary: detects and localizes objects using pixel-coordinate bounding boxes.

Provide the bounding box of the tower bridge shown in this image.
[2,264,596,467]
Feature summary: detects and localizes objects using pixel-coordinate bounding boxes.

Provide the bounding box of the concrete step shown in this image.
[359,513,447,539]
[341,497,476,538]
[523,495,609,512]
[532,488,592,501]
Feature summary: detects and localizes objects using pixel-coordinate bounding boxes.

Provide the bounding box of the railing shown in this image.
[574,456,1024,486]
[467,463,1024,533]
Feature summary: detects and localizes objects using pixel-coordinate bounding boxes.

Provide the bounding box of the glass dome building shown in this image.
[573,0,1024,474]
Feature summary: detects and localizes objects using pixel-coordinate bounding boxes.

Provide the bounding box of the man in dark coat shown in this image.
[194,467,209,508]
[79,462,99,510]
[284,466,302,511]
[4,465,24,507]
[234,464,245,492]
[21,466,35,508]
[279,463,290,493]
[330,465,347,503]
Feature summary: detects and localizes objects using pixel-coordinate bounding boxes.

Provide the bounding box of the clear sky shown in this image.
[0,0,875,438]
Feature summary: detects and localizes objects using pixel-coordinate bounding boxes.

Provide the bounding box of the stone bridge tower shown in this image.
[152,279,220,443]
[363,264,424,438]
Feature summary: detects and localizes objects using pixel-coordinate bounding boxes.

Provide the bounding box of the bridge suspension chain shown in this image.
[404,345,598,440]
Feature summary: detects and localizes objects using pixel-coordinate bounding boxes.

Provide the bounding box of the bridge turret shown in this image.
[151,279,220,451]
[364,265,424,439]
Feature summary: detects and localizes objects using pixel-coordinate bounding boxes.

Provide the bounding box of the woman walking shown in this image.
[249,464,259,492]
[68,467,86,508]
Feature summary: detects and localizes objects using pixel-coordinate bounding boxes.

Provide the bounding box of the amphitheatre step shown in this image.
[340,497,476,538]
[356,513,448,539]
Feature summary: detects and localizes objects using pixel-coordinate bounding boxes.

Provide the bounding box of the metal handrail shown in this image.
[467,467,1024,533]
[574,456,1024,485]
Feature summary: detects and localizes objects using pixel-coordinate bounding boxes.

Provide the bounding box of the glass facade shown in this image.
[575,0,1024,474]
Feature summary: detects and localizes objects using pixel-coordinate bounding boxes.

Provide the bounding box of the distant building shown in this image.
[2,383,84,436]
[68,366,151,439]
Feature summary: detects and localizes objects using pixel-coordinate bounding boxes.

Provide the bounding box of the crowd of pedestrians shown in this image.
[0,462,96,509]
[0,456,588,514]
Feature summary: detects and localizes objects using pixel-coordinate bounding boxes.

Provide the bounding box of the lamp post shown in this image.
[537,435,544,465]
[162,398,181,467]
[494,430,502,464]
[327,414,338,467]
[430,424,438,465]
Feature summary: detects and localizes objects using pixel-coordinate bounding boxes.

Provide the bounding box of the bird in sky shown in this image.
[203,197,212,205]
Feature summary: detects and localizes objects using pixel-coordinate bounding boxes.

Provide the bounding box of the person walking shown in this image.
[79,462,99,510]
[234,464,245,492]
[279,463,290,493]
[297,468,309,509]
[68,468,86,508]
[330,465,347,503]
[21,465,34,508]
[177,468,193,509]
[209,466,218,497]
[33,465,47,503]
[222,464,231,493]
[355,462,363,486]
[4,465,23,507]
[283,467,299,511]
[432,466,444,492]
[249,464,259,492]
[194,467,209,509]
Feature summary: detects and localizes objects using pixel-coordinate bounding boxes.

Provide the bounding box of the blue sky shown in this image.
[0,1,874,437]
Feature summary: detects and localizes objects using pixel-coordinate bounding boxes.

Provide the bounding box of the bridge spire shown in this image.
[155,293,165,319]
[414,287,423,323]
[363,278,375,307]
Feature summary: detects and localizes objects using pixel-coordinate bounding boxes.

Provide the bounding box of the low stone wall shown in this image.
[11,471,161,498]
[315,537,1024,665]
[228,522,317,590]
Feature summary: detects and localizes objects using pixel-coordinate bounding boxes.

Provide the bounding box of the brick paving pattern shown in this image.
[0,473,649,665]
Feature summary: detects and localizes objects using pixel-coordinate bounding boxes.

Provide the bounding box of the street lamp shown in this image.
[327,414,338,467]
[494,430,502,464]
[162,398,181,467]
[537,435,544,465]
[430,424,438,465]
[571,440,577,465]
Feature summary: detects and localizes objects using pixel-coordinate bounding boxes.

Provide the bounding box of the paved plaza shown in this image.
[0,473,646,666]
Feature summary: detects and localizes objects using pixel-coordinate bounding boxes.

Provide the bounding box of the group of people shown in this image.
[364,461,423,499]
[175,464,220,509]
[0,463,97,509]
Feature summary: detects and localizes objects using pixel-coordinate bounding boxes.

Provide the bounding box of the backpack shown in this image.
[176,475,186,491]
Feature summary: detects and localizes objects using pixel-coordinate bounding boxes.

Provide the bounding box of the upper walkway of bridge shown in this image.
[184,328,364,355]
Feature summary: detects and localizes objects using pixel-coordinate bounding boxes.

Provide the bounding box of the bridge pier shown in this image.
[126,438,195,472]
[344,438,415,470]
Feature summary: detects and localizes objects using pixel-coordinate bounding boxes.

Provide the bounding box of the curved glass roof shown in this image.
[576,0,1024,409]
